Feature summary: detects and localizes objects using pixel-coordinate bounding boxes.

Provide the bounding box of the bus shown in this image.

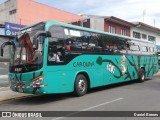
[0,21,158,96]
[156,45,160,68]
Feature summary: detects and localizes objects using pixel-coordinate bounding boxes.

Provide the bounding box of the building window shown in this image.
[121,29,127,36]
[148,35,156,43]
[109,26,115,33]
[142,34,147,40]
[133,31,141,39]
[9,9,16,15]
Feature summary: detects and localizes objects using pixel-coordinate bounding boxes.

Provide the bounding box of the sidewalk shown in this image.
[0,75,8,79]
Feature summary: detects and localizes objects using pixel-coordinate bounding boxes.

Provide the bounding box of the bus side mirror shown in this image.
[33,31,51,50]
[0,48,3,57]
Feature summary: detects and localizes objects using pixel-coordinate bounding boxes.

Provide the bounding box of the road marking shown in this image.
[0,75,8,79]
[53,97,123,120]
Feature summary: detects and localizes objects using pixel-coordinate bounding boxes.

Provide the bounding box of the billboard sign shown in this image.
[5,22,25,36]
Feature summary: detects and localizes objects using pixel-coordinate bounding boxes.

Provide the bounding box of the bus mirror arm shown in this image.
[33,31,51,50]
[0,41,15,57]
[0,48,3,57]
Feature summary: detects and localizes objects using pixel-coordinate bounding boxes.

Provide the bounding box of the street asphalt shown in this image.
[0,73,160,120]
[0,59,160,120]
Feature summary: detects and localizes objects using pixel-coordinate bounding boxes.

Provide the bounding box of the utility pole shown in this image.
[143,9,146,22]
[153,19,155,26]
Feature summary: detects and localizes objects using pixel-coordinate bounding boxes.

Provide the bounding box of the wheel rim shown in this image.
[78,79,86,93]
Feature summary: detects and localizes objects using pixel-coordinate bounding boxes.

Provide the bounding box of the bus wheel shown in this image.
[139,69,145,82]
[74,74,88,97]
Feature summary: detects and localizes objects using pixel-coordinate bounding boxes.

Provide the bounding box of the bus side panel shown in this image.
[145,55,158,77]
[43,68,76,94]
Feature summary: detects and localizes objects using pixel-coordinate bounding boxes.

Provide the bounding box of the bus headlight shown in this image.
[30,75,44,86]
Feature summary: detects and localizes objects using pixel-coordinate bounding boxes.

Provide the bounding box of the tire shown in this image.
[74,74,88,97]
[138,69,145,82]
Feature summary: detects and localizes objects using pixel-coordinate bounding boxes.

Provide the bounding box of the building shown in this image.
[71,15,160,44]
[71,15,135,37]
[131,22,160,44]
[0,0,83,25]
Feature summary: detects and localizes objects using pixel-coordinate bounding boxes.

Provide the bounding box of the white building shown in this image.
[131,22,160,45]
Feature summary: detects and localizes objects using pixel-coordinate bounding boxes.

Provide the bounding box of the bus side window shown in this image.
[65,29,83,52]
[88,33,105,53]
[130,41,141,55]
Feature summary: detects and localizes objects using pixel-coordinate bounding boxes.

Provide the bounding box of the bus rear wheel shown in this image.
[138,69,145,82]
[74,74,88,97]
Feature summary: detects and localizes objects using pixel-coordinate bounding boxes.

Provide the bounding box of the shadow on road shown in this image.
[1,78,152,105]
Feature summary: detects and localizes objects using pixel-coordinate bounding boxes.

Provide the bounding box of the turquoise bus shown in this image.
[0,21,158,96]
[156,45,160,67]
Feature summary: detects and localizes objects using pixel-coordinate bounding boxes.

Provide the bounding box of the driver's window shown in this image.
[48,38,65,65]
[47,26,67,65]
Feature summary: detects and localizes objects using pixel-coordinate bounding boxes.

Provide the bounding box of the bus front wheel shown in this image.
[74,74,88,97]
[138,69,145,82]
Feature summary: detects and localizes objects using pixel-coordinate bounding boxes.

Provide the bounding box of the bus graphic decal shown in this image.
[96,56,158,81]
[121,55,127,75]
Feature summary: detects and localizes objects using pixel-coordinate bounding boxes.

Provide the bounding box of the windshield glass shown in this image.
[9,28,44,73]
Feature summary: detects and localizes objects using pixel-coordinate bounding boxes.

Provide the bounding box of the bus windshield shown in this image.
[10,29,44,73]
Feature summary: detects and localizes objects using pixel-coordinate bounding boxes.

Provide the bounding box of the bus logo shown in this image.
[15,68,22,72]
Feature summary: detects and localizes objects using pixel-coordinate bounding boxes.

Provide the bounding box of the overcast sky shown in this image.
[33,0,160,28]
[0,0,160,28]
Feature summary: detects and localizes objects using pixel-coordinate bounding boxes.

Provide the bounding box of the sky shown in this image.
[0,0,160,28]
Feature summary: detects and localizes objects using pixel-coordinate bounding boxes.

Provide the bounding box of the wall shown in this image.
[0,0,18,24]
[0,28,4,35]
[90,18,104,31]
[104,21,130,36]
[0,3,5,23]
[17,0,83,25]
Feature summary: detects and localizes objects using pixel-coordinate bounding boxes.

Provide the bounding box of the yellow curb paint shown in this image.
[0,95,34,102]
[155,72,160,76]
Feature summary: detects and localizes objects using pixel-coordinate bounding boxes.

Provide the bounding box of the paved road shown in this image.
[0,62,9,75]
[0,62,9,87]
[0,77,9,87]
[0,75,160,120]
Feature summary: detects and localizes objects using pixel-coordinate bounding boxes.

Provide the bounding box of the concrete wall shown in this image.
[17,0,83,25]
[0,3,5,23]
[90,18,104,31]
[0,0,83,25]
[0,0,18,24]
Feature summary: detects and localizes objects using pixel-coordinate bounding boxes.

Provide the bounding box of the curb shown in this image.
[0,94,34,102]
[0,75,8,79]
[0,87,34,102]
[155,71,160,76]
